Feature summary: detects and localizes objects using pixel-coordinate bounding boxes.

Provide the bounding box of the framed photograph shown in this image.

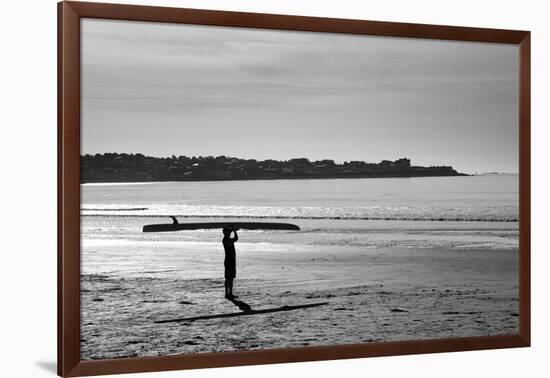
[58,1,530,376]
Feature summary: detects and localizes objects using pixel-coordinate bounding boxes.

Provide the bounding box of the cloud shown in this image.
[81,19,518,173]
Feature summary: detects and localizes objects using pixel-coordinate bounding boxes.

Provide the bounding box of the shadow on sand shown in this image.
[228,297,253,312]
[155,299,328,324]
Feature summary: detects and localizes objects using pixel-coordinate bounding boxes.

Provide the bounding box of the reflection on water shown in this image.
[82,175,519,222]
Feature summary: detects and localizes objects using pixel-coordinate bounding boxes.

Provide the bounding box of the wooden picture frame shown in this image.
[58,1,531,376]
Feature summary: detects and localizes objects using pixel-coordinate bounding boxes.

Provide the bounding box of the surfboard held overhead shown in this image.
[143,219,300,233]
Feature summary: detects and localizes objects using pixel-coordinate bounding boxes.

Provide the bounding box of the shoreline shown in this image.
[79,173,524,186]
[81,174,473,185]
[80,213,519,223]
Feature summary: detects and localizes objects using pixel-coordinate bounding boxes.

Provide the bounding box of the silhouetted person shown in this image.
[222,228,238,299]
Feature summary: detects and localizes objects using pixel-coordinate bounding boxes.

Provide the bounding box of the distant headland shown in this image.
[80,154,467,183]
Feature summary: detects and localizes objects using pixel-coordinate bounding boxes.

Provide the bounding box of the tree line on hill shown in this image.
[80,153,465,183]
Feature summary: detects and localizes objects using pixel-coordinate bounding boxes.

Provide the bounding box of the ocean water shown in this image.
[81,175,519,277]
[82,175,518,222]
[82,174,518,252]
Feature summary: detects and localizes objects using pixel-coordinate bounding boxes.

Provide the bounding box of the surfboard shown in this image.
[143,217,300,233]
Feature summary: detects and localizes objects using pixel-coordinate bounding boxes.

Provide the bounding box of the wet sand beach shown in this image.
[81,240,518,359]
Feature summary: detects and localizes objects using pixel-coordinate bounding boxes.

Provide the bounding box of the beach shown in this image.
[81,237,518,359]
[80,176,519,359]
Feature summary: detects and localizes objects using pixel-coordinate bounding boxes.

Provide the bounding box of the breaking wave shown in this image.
[81,212,517,223]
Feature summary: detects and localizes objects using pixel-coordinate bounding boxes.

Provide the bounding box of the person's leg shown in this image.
[228,277,237,298]
[231,254,236,298]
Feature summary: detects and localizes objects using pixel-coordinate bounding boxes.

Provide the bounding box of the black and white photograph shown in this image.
[79,18,519,360]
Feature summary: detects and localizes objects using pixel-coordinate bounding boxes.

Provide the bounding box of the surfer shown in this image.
[222,227,238,299]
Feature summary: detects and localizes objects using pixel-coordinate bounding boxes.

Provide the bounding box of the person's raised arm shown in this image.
[232,229,239,242]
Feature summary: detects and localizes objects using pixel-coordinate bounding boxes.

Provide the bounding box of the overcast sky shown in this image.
[81,19,519,174]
